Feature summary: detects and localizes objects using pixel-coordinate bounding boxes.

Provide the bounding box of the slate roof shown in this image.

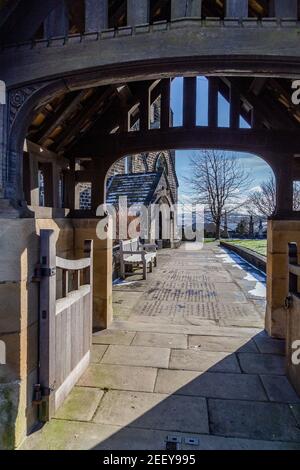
[106,172,163,206]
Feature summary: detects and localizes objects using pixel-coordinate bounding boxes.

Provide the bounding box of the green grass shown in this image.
[204,238,217,244]
[225,239,267,256]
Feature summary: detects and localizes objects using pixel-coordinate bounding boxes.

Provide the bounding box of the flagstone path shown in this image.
[21,243,300,450]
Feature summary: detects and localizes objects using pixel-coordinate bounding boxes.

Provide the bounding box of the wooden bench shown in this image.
[120,238,157,280]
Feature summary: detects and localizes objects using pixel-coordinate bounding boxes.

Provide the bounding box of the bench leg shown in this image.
[120,259,126,280]
[154,256,157,268]
[150,261,153,273]
[143,261,147,280]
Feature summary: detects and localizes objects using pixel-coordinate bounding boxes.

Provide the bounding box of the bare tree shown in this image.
[186,150,251,240]
[248,175,276,217]
[249,175,300,217]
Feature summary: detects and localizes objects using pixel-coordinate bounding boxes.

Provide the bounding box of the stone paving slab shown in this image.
[154,369,267,401]
[20,419,300,450]
[169,349,241,373]
[93,390,209,434]
[101,345,170,369]
[219,318,264,329]
[129,314,219,327]
[209,399,300,442]
[131,300,262,325]
[91,345,108,363]
[289,405,300,426]
[132,332,187,349]
[260,375,300,404]
[188,335,258,353]
[212,282,248,303]
[253,331,286,355]
[93,330,135,346]
[113,291,143,319]
[238,353,286,375]
[111,320,262,338]
[55,387,104,422]
[77,364,158,392]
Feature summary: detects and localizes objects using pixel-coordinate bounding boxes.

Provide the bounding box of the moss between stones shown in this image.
[0,387,15,449]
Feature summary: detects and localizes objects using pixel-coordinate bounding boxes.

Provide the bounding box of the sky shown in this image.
[170,77,273,203]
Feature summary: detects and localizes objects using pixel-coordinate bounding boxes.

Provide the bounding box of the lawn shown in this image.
[204,238,217,244]
[225,239,267,256]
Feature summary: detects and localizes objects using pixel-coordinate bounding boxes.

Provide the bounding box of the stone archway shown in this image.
[1,69,300,449]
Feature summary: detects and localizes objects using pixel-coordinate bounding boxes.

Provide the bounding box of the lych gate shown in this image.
[1,0,300,449]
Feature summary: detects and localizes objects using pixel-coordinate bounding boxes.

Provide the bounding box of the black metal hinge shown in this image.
[32,265,56,282]
[32,384,42,405]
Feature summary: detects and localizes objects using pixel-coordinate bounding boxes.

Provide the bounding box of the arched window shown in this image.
[155,154,168,175]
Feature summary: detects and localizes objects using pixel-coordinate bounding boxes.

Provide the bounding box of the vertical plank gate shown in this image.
[36,229,93,421]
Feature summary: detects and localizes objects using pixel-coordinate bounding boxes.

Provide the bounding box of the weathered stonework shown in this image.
[266,220,300,339]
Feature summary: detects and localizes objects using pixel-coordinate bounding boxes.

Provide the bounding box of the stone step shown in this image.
[110,320,262,339]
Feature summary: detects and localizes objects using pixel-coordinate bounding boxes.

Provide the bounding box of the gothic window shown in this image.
[156,154,168,175]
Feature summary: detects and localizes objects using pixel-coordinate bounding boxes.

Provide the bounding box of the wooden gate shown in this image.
[35,229,93,421]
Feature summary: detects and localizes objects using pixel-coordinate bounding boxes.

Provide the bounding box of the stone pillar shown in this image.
[74,219,113,330]
[266,220,300,339]
[127,0,149,26]
[85,0,108,32]
[226,0,248,18]
[171,0,202,18]
[270,0,298,18]
[44,0,69,38]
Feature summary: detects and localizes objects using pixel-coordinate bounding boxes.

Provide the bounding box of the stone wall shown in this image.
[131,151,178,204]
[266,219,300,339]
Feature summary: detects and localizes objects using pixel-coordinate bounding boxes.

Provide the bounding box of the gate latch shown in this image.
[285,295,293,310]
